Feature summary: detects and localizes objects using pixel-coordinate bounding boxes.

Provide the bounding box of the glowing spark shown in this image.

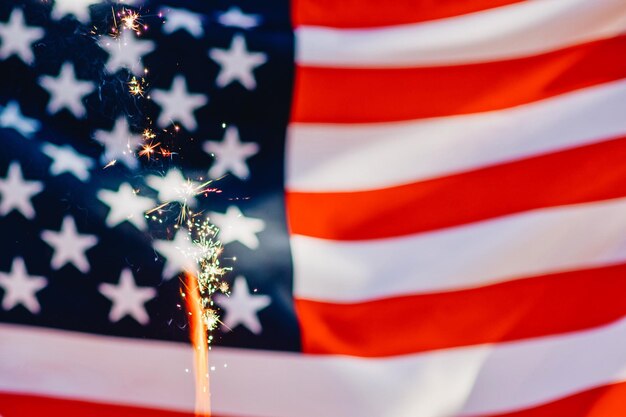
[159,147,174,158]
[143,128,156,140]
[111,6,118,33]
[103,160,117,169]
[203,308,220,331]
[121,9,142,33]
[138,141,160,159]
[128,76,146,97]
[145,201,169,215]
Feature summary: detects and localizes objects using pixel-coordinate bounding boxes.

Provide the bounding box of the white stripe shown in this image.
[2,322,626,416]
[287,80,626,192]
[296,0,626,68]
[0,325,196,411]
[292,198,626,302]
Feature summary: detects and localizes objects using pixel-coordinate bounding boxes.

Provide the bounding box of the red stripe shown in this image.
[3,380,625,417]
[287,135,626,240]
[291,0,524,28]
[481,381,626,417]
[0,392,201,417]
[296,264,626,357]
[292,36,626,123]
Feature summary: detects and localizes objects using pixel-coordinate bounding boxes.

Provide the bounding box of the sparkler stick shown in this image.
[184,272,211,417]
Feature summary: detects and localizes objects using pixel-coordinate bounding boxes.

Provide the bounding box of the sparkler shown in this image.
[97,5,232,415]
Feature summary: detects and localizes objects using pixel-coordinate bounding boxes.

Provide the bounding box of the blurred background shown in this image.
[1,1,626,416]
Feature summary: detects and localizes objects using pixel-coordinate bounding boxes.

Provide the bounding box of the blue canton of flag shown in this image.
[0,0,297,384]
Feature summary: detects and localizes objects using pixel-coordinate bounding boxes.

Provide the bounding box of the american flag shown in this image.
[1,0,626,416]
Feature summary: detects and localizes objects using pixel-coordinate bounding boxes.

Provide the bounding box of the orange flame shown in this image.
[184,272,211,417]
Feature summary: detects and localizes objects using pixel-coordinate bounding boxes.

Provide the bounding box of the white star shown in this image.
[41,216,98,273]
[97,183,154,231]
[99,268,156,325]
[209,34,267,90]
[93,117,142,169]
[0,162,43,219]
[210,206,265,250]
[214,276,270,334]
[146,168,199,207]
[51,0,99,23]
[0,101,40,138]
[217,7,261,29]
[203,126,259,180]
[161,7,204,38]
[151,75,208,131]
[0,257,47,314]
[153,229,200,280]
[42,142,93,181]
[99,30,154,75]
[39,62,95,118]
[0,8,44,64]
